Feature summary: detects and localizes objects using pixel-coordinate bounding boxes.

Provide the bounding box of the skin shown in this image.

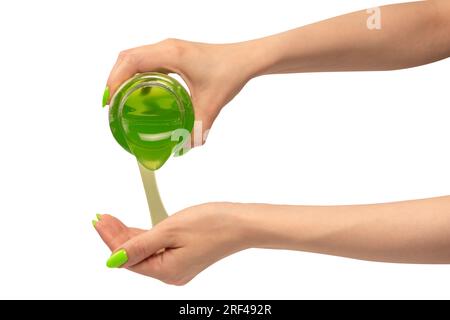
[99,0,450,285]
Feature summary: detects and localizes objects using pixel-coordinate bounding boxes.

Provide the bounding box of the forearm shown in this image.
[240,0,450,77]
[236,196,450,263]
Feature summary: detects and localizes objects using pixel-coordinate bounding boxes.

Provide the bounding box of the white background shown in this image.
[0,0,449,299]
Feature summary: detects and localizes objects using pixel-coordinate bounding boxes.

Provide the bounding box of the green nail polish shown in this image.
[107,249,128,268]
[102,86,110,107]
[96,214,102,221]
[92,220,97,227]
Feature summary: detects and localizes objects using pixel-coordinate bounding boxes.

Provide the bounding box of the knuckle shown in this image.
[130,238,147,258]
[117,50,135,63]
[161,38,186,58]
[162,222,179,235]
[158,222,180,243]
[161,37,179,46]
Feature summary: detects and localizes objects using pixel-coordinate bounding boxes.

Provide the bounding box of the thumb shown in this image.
[190,99,220,147]
[106,227,169,269]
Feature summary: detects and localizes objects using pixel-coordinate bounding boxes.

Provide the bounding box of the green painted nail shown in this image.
[92,220,97,227]
[96,214,102,221]
[107,249,128,268]
[102,86,110,107]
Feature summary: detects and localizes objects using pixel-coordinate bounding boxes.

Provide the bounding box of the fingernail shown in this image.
[96,214,102,221]
[102,86,110,108]
[106,249,128,268]
[92,220,97,228]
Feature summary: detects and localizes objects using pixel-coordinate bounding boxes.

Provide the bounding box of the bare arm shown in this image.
[97,1,450,284]
[241,196,450,264]
[95,196,450,285]
[104,1,450,136]
[245,0,450,76]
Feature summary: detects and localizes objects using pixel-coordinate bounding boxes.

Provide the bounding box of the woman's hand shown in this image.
[94,203,248,285]
[103,39,257,143]
[103,1,450,143]
[94,196,450,285]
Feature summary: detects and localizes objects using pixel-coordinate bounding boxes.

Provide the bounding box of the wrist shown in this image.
[236,37,282,79]
[226,39,278,82]
[224,203,281,250]
[229,203,310,251]
[208,202,260,250]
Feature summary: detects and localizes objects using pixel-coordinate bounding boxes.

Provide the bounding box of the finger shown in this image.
[105,45,173,102]
[190,100,216,147]
[127,250,166,279]
[129,247,193,285]
[94,214,144,251]
[108,227,172,268]
[106,55,137,97]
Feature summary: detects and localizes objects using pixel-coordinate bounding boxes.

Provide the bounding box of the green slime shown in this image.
[109,73,194,226]
[109,73,194,170]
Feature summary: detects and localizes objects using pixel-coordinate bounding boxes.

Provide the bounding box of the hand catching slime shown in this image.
[94,203,246,285]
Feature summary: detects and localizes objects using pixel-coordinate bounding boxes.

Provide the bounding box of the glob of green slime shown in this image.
[109,73,194,170]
